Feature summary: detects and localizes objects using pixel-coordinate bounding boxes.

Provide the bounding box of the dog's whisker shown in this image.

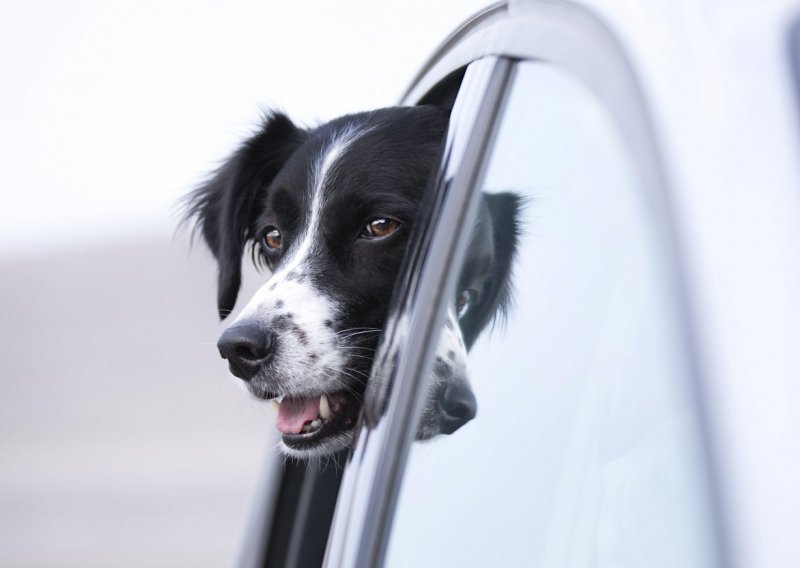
[335,327,381,335]
[335,332,380,340]
[338,337,377,344]
[336,329,382,339]
[340,337,381,348]
[345,354,375,362]
[337,365,371,383]
[322,373,364,400]
[345,335,380,343]
[337,367,369,383]
[341,366,370,379]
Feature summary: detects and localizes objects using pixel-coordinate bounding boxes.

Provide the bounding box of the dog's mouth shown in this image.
[272,391,361,450]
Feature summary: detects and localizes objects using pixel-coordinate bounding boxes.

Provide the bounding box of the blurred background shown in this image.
[0,1,486,565]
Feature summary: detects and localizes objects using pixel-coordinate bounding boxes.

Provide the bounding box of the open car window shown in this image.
[324,4,726,564]
[385,59,719,568]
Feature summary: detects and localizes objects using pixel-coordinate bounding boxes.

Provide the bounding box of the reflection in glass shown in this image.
[415,191,522,440]
[390,62,718,567]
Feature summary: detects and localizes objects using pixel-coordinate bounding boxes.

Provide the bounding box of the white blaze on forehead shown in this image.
[230,125,370,394]
[274,124,367,281]
[235,123,368,322]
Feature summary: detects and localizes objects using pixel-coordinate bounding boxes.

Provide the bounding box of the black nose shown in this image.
[438,381,477,435]
[217,323,274,380]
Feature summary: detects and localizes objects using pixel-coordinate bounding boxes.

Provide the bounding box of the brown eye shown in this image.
[362,217,400,239]
[262,226,282,250]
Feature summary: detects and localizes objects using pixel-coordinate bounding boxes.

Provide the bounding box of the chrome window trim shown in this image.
[237,452,282,567]
[324,57,514,568]
[788,11,800,130]
[326,2,728,567]
[399,1,509,104]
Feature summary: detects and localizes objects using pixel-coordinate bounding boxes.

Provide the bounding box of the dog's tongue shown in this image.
[276,396,319,434]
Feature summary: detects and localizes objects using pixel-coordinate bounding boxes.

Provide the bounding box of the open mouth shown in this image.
[273,391,361,451]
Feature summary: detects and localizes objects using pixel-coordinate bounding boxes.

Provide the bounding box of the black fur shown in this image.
[458,192,523,348]
[182,106,520,455]
[184,112,307,318]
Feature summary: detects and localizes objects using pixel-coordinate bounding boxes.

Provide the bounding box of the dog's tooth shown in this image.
[270,399,280,410]
[319,394,331,420]
[276,394,285,404]
[311,419,322,429]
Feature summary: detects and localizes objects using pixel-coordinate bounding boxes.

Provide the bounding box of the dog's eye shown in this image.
[262,226,282,250]
[362,217,400,239]
[457,289,475,319]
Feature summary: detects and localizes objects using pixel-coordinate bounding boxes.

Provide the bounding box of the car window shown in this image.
[384,60,720,568]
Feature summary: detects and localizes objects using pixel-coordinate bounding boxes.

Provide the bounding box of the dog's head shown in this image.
[184,107,519,458]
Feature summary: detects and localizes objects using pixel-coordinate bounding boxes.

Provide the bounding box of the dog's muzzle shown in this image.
[437,381,477,434]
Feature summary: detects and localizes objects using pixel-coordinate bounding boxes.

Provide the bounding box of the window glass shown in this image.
[386,61,718,568]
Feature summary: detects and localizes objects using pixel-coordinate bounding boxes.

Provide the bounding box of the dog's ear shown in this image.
[461,191,522,345]
[184,112,306,319]
[483,191,523,321]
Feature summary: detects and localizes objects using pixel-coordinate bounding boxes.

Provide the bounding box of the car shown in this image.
[236,1,800,566]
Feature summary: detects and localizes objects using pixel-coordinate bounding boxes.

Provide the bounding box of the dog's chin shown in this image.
[247,384,363,459]
[279,430,354,459]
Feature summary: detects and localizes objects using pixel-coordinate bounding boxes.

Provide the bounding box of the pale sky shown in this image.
[0,0,488,258]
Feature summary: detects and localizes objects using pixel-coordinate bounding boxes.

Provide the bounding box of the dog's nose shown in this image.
[217,323,274,380]
[437,381,477,435]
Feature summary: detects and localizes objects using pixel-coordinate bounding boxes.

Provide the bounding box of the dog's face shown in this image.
[416,192,521,440]
[185,107,518,458]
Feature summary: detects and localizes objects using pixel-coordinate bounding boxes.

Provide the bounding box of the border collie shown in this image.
[184,107,518,458]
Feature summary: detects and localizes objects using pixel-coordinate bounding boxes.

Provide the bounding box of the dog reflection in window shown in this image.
[184,108,519,458]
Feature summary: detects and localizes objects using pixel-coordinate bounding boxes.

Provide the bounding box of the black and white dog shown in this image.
[184,106,518,458]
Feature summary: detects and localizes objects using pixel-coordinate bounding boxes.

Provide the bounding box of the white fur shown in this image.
[226,124,473,454]
[270,125,363,283]
[279,431,354,459]
[231,126,367,397]
[416,306,470,439]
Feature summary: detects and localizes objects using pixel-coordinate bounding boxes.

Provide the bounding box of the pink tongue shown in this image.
[276,396,319,434]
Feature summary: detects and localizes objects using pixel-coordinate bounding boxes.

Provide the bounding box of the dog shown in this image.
[184,106,519,458]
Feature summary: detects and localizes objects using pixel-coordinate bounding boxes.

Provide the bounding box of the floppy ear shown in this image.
[481,191,523,324]
[183,112,306,319]
[462,192,522,348]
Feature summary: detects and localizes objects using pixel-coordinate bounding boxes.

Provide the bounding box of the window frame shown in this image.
[325,56,515,568]
[323,2,727,567]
